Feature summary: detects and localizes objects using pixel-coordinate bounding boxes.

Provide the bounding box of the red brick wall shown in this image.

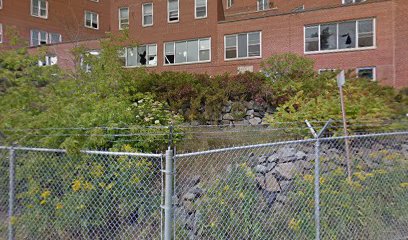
[394,0,408,88]
[0,0,110,48]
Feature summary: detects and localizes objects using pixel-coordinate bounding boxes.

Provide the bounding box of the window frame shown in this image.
[163,37,211,66]
[257,0,269,11]
[142,3,154,27]
[84,11,99,30]
[342,0,366,4]
[356,66,376,81]
[195,0,207,19]
[167,0,179,23]
[304,18,376,54]
[0,0,3,9]
[227,0,233,9]
[122,44,158,68]
[118,7,129,30]
[0,24,2,43]
[224,31,262,61]
[31,0,48,19]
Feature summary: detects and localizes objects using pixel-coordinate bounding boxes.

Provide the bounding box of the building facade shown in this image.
[0,0,407,88]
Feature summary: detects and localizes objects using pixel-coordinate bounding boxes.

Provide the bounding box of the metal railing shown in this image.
[1,131,407,239]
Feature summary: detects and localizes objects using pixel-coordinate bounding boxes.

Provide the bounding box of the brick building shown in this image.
[0,0,407,88]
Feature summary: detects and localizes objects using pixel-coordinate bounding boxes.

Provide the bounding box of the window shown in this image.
[257,0,269,11]
[38,55,58,66]
[227,0,233,8]
[342,0,366,4]
[305,19,375,53]
[119,7,129,30]
[81,50,100,72]
[164,38,210,65]
[31,0,48,18]
[225,32,261,60]
[0,0,3,9]
[318,69,337,74]
[143,3,153,26]
[85,11,99,29]
[49,33,62,44]
[30,30,62,46]
[168,0,179,22]
[121,44,157,67]
[195,0,207,18]
[357,67,376,80]
[0,24,2,43]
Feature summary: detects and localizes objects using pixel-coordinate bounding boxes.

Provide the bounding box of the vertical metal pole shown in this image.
[8,147,15,240]
[314,139,321,240]
[339,85,352,180]
[164,148,174,240]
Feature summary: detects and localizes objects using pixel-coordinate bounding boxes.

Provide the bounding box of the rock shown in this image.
[266,105,276,114]
[222,103,232,113]
[267,154,279,163]
[276,193,288,203]
[298,160,313,171]
[189,176,201,187]
[279,180,294,192]
[256,176,266,189]
[222,113,234,121]
[277,147,297,159]
[246,109,254,116]
[295,151,307,160]
[263,190,278,207]
[249,117,262,125]
[258,156,268,164]
[253,111,265,118]
[183,186,203,201]
[274,162,296,180]
[254,164,268,174]
[190,121,200,126]
[265,172,281,192]
[253,102,264,112]
[266,161,277,171]
[244,101,255,110]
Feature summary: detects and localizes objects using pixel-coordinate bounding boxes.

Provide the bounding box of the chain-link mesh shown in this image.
[8,149,163,240]
[319,133,408,240]
[0,148,8,240]
[1,131,407,240]
[174,140,319,239]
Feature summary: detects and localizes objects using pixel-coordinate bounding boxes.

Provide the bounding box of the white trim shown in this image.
[304,18,375,54]
[142,3,154,27]
[122,44,158,67]
[194,0,207,19]
[163,37,212,66]
[118,7,129,30]
[224,31,262,61]
[84,11,99,30]
[0,0,3,9]
[0,24,3,43]
[167,0,179,23]
[30,0,48,19]
[342,0,366,4]
[226,0,233,9]
[356,66,376,81]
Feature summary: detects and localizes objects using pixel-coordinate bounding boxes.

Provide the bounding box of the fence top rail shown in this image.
[174,131,408,158]
[0,146,163,158]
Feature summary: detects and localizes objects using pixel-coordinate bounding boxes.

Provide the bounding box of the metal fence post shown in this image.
[164,147,174,240]
[314,138,321,240]
[8,146,15,240]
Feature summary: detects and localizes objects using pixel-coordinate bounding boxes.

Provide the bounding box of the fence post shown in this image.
[164,147,174,240]
[8,146,15,240]
[305,119,332,240]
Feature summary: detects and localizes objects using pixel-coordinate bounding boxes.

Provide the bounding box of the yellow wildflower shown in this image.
[41,190,51,199]
[288,218,300,231]
[319,177,325,184]
[56,203,64,210]
[98,182,106,188]
[83,181,94,191]
[354,172,367,181]
[400,182,408,188]
[40,200,47,205]
[223,185,230,192]
[239,192,245,199]
[303,174,313,183]
[131,175,141,184]
[72,180,81,192]
[106,183,115,190]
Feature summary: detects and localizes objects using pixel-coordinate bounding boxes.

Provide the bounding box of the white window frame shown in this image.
[163,38,211,66]
[122,44,158,67]
[167,0,179,23]
[227,0,233,8]
[118,7,129,30]
[195,0,207,19]
[81,50,100,72]
[342,0,366,4]
[31,0,48,19]
[0,0,3,9]
[49,32,62,44]
[356,67,376,81]
[0,24,2,43]
[304,18,376,54]
[142,3,154,27]
[84,11,99,30]
[224,31,262,61]
[257,0,269,11]
[30,30,48,46]
[38,55,58,67]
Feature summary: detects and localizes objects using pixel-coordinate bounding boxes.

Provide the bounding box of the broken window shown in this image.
[119,7,129,29]
[165,38,211,65]
[305,19,375,53]
[31,0,47,18]
[143,3,153,26]
[357,67,376,80]
[39,55,58,67]
[257,0,269,11]
[123,44,157,67]
[168,0,179,22]
[49,33,62,44]
[85,11,99,29]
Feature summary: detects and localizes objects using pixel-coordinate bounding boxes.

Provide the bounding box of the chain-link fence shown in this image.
[1,131,407,239]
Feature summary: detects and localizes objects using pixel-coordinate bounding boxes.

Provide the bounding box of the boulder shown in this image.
[249,117,262,125]
[274,162,296,180]
[265,172,281,192]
